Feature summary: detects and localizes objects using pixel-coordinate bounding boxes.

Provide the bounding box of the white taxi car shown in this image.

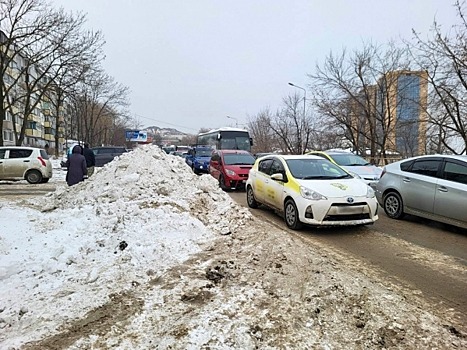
[246,154,378,230]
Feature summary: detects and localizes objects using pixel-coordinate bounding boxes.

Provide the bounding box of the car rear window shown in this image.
[40,150,49,159]
[9,149,33,158]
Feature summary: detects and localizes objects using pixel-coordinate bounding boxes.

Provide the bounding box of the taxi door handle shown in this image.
[437,186,448,193]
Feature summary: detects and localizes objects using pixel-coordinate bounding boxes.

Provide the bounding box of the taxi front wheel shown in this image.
[284,199,303,230]
[246,186,259,208]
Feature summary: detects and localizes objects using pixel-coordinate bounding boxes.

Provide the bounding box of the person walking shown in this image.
[66,145,87,186]
[83,143,96,177]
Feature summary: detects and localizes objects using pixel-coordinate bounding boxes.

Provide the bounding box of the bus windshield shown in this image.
[197,128,252,152]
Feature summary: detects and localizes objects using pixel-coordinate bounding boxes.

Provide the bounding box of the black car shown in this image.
[92,146,128,167]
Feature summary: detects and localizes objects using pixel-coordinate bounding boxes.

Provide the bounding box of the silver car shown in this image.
[0,146,53,184]
[376,154,467,229]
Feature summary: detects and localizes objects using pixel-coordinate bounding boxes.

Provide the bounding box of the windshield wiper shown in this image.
[302,175,335,179]
[334,174,353,179]
[302,174,352,180]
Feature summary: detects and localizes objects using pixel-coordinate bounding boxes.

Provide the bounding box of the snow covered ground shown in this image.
[0,145,465,349]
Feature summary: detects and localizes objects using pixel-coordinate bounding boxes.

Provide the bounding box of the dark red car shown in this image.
[209,149,256,191]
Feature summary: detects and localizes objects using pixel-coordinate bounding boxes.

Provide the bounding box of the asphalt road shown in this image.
[228,190,467,330]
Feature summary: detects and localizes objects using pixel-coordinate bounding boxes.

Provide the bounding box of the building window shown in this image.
[3,130,14,142]
[4,111,13,121]
[28,121,37,130]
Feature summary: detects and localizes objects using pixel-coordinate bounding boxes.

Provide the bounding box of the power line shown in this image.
[133,114,199,133]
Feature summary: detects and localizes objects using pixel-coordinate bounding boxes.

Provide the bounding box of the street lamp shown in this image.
[226,115,238,127]
[288,82,306,117]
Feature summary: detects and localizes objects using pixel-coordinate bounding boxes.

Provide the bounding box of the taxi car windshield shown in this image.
[331,154,370,166]
[286,159,349,179]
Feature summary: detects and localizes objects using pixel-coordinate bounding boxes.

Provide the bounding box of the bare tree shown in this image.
[1,0,57,145]
[67,68,130,146]
[247,108,278,153]
[410,0,467,154]
[308,42,419,163]
[268,93,314,154]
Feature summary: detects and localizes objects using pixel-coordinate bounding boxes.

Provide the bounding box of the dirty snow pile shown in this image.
[0,145,465,349]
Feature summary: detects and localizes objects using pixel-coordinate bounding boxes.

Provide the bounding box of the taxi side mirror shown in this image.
[271,173,285,182]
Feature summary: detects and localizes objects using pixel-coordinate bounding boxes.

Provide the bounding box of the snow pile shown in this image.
[37,145,253,234]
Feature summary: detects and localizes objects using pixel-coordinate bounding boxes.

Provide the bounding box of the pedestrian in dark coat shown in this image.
[83,143,96,177]
[66,145,87,186]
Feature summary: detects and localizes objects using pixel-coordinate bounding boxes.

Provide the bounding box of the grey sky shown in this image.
[52,0,457,133]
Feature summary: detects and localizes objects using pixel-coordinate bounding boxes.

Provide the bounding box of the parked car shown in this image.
[0,146,53,184]
[306,150,382,189]
[185,146,213,174]
[376,154,467,229]
[209,149,256,191]
[246,154,379,230]
[92,146,128,167]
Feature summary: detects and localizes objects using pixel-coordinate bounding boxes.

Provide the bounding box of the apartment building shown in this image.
[1,30,65,153]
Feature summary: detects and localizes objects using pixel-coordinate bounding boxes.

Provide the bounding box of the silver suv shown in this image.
[0,146,53,184]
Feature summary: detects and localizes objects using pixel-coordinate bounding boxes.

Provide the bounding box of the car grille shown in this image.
[239,173,249,179]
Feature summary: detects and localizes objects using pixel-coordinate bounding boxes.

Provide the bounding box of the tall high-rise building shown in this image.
[350,70,428,161]
[380,70,428,157]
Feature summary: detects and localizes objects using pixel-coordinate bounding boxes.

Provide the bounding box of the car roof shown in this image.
[217,149,251,154]
[309,150,353,155]
[0,146,42,150]
[400,154,467,162]
[262,154,325,161]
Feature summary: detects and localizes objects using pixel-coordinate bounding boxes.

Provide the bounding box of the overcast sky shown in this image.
[51,0,457,134]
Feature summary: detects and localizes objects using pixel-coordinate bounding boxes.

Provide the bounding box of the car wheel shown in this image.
[246,185,259,208]
[383,191,405,219]
[193,166,200,175]
[25,170,42,184]
[219,175,230,192]
[284,199,303,230]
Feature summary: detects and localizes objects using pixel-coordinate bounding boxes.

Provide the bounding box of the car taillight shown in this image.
[38,157,46,167]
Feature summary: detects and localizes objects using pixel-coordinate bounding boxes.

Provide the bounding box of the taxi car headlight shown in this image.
[366,186,376,198]
[300,186,327,200]
[225,169,236,176]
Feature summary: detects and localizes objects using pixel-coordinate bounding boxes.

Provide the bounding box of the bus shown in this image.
[197,127,253,152]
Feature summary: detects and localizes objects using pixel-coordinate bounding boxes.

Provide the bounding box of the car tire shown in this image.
[383,191,405,219]
[284,199,303,230]
[219,174,230,192]
[193,166,200,175]
[246,185,259,208]
[25,170,43,184]
[41,178,50,183]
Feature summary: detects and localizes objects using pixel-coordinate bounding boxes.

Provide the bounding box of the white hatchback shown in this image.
[0,146,53,184]
[246,154,379,230]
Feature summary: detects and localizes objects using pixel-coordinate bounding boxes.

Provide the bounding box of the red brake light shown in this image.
[38,156,46,167]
